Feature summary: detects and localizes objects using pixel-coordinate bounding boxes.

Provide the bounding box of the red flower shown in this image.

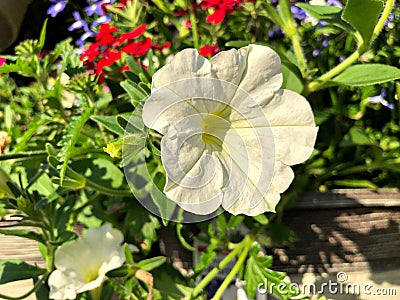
[96,50,122,74]
[120,65,130,73]
[200,0,244,25]
[199,44,219,58]
[206,9,226,25]
[80,22,153,79]
[122,37,152,56]
[118,24,147,44]
[0,57,6,67]
[151,41,171,51]
[96,24,118,46]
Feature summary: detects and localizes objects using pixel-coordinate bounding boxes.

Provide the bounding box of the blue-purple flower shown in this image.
[368,89,395,110]
[47,0,68,17]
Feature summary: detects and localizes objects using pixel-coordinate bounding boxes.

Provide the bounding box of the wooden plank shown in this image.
[294,188,400,209]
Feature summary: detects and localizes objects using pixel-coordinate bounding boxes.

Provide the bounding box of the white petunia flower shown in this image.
[142,44,318,216]
[48,224,125,299]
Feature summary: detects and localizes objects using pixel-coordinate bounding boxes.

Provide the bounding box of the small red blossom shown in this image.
[118,24,147,44]
[151,41,171,51]
[122,37,152,56]
[120,65,130,73]
[200,0,245,25]
[199,44,220,58]
[0,57,6,67]
[80,23,151,77]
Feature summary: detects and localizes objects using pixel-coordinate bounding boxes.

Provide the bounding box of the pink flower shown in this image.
[0,57,6,67]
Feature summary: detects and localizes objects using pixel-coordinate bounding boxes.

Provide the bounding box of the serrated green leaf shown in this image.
[244,245,298,299]
[0,259,46,284]
[332,64,400,86]
[342,0,383,45]
[152,264,195,300]
[91,115,125,136]
[58,107,94,183]
[121,80,148,107]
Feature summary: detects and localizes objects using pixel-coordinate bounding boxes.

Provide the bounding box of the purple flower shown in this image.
[326,0,343,7]
[312,49,321,57]
[91,15,111,27]
[368,89,395,110]
[47,0,68,17]
[68,11,89,31]
[322,39,329,47]
[291,6,307,20]
[76,30,96,48]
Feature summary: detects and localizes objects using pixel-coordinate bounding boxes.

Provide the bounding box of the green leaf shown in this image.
[152,264,195,300]
[252,214,269,225]
[342,0,383,45]
[340,127,376,147]
[136,256,166,271]
[244,245,298,299]
[69,158,125,190]
[121,80,149,107]
[91,115,125,136]
[58,107,94,183]
[0,229,46,244]
[297,3,342,18]
[281,63,304,93]
[332,64,400,86]
[0,259,46,284]
[0,167,14,197]
[150,172,177,221]
[38,19,48,52]
[332,179,378,189]
[296,3,351,31]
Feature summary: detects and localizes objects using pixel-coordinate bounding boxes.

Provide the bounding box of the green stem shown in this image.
[211,240,251,300]
[191,236,251,299]
[307,0,395,93]
[307,47,364,93]
[188,2,199,49]
[371,0,395,43]
[0,151,47,161]
[176,223,195,251]
[278,0,308,76]
[90,285,102,300]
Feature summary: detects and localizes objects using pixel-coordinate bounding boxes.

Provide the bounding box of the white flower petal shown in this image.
[263,89,315,126]
[152,49,212,90]
[236,44,283,105]
[50,224,125,298]
[210,47,248,86]
[160,115,225,214]
[48,270,81,300]
[272,126,318,165]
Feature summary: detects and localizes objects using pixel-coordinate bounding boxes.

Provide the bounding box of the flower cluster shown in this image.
[199,0,254,25]
[47,0,133,47]
[80,23,151,77]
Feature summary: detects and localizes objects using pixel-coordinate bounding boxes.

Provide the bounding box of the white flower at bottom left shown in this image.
[48,224,125,299]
